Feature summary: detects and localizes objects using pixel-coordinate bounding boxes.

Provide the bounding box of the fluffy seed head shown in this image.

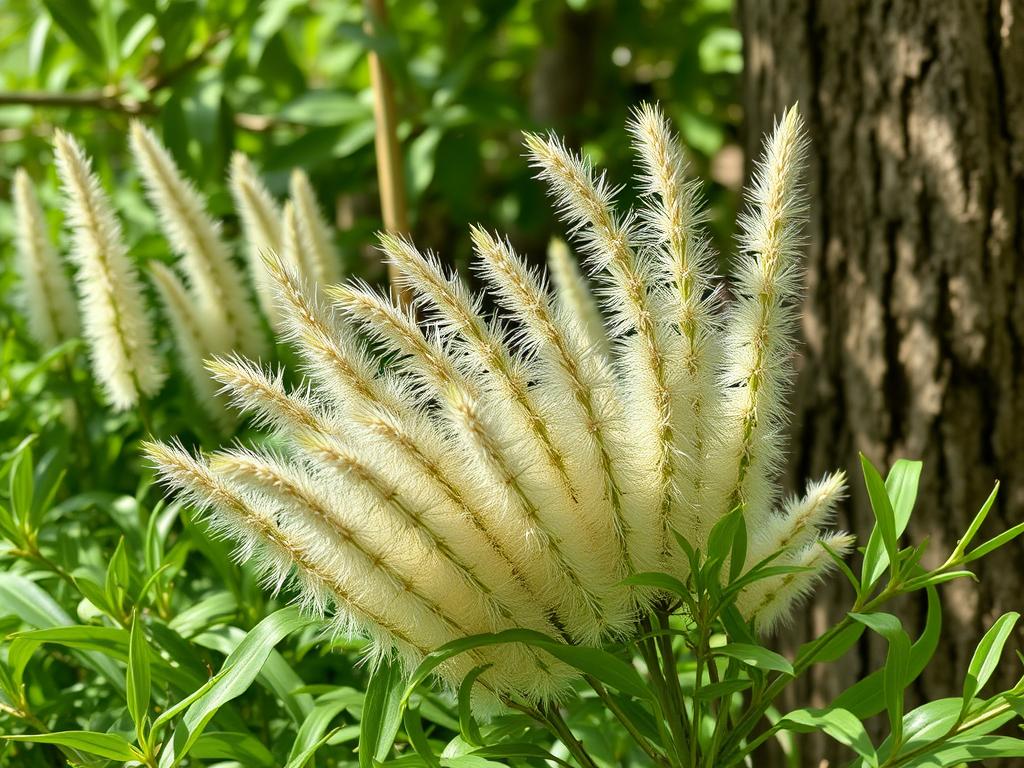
[129,121,268,359]
[229,152,283,324]
[54,131,165,410]
[147,104,853,702]
[12,168,80,348]
[289,168,342,287]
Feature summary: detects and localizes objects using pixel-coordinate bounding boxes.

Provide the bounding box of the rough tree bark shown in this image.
[739,0,1024,761]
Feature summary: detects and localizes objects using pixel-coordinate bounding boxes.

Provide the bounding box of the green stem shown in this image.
[585,676,671,768]
[654,610,691,763]
[689,609,710,767]
[639,617,685,766]
[719,569,946,766]
[542,703,600,768]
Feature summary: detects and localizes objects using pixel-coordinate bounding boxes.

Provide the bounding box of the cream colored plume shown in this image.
[129,122,267,359]
[53,131,165,410]
[148,105,855,707]
[229,152,282,324]
[546,237,608,359]
[149,262,233,430]
[289,169,342,287]
[709,105,809,538]
[12,168,80,348]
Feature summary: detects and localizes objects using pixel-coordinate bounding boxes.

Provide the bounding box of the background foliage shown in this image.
[0,1,744,765]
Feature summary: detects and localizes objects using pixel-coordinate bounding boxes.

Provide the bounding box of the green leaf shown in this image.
[849,612,911,743]
[620,572,695,613]
[404,704,440,767]
[962,612,1020,708]
[40,0,104,61]
[2,730,142,761]
[105,536,129,612]
[860,454,900,586]
[191,623,313,724]
[885,459,922,532]
[0,584,126,693]
[875,697,1016,762]
[359,658,404,768]
[849,612,903,641]
[834,588,941,719]
[883,630,910,747]
[286,688,362,768]
[279,91,371,126]
[191,731,275,766]
[168,591,237,638]
[403,629,651,706]
[470,743,573,767]
[963,521,1024,564]
[706,506,743,574]
[899,736,1024,767]
[458,665,491,747]
[157,606,313,768]
[127,612,151,736]
[715,643,794,676]
[9,441,34,530]
[950,482,1000,561]
[797,621,864,666]
[779,708,877,767]
[151,667,231,736]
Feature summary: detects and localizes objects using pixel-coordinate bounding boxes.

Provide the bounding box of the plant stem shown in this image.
[542,702,600,768]
[585,675,671,767]
[654,609,691,762]
[638,617,685,767]
[363,0,413,309]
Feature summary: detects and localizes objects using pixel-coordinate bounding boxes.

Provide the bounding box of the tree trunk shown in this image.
[739,0,1024,762]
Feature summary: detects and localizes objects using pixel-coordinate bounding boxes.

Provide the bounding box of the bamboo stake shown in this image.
[363,0,413,308]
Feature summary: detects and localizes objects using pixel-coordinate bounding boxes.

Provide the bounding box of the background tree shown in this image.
[739,0,1024,750]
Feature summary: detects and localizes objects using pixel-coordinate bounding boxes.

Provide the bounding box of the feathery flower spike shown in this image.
[54,131,165,410]
[149,262,234,430]
[229,152,283,324]
[628,103,724,548]
[129,122,268,359]
[525,129,679,572]
[290,168,343,287]
[546,237,609,360]
[147,105,856,708]
[711,105,809,537]
[12,168,80,348]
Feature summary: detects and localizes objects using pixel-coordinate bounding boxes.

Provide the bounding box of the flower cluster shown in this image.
[146,104,852,707]
[14,124,342,421]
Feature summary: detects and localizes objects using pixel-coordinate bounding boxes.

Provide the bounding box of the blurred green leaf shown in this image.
[127,612,151,737]
[157,606,313,767]
[3,730,142,761]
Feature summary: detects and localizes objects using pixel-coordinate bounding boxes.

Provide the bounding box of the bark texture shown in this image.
[739,0,1024,760]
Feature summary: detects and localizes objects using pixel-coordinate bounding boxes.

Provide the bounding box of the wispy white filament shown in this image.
[12,168,80,349]
[54,131,165,410]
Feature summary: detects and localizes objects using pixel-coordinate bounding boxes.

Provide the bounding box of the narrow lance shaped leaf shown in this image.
[127,612,151,737]
[860,454,900,586]
[950,483,999,562]
[962,612,1020,712]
